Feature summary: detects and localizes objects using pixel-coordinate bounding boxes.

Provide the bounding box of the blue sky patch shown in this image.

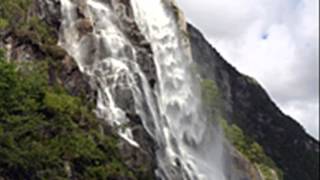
[261,33,269,40]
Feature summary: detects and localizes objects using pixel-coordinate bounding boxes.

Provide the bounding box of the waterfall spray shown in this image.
[59,0,226,179]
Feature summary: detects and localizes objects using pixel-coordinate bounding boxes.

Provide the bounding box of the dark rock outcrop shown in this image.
[188,24,319,180]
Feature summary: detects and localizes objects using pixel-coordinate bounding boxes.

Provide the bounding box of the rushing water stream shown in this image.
[59,0,226,179]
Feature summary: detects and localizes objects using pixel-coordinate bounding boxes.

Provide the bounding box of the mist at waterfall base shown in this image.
[59,0,226,179]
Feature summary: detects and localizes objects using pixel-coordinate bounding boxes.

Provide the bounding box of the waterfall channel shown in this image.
[59,0,226,179]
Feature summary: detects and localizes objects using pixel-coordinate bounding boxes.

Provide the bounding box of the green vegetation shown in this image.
[258,164,277,180]
[0,1,147,178]
[17,16,57,45]
[0,18,9,29]
[200,78,283,180]
[0,51,140,179]
[0,0,62,57]
[220,118,283,180]
[201,79,220,106]
[0,0,33,29]
[201,79,221,120]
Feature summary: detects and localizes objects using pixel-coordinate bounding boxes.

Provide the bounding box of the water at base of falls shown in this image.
[59,0,226,179]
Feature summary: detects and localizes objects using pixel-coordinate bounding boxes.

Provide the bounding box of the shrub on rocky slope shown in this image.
[0,51,145,179]
[201,78,283,180]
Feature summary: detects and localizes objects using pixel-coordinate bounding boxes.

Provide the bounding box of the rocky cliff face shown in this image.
[0,0,319,180]
[1,0,157,179]
[188,24,319,180]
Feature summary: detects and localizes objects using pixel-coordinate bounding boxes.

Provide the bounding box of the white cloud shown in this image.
[177,0,319,139]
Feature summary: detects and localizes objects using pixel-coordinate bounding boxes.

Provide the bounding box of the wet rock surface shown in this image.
[110,0,158,88]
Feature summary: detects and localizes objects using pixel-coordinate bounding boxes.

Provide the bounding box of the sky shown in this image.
[177,0,319,139]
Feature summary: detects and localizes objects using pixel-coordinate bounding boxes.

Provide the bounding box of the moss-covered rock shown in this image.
[220,118,283,180]
[0,0,61,60]
[0,18,9,30]
[201,79,222,120]
[200,77,283,179]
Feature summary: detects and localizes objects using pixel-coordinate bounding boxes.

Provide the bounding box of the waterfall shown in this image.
[59,0,226,179]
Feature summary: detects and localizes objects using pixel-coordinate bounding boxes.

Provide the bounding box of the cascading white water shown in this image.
[59,0,226,179]
[59,0,158,148]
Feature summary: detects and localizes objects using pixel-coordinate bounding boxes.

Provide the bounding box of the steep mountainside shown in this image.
[0,0,319,180]
[0,0,156,179]
[188,24,319,180]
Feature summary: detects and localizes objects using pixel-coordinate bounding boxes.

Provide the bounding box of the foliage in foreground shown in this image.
[0,51,138,180]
